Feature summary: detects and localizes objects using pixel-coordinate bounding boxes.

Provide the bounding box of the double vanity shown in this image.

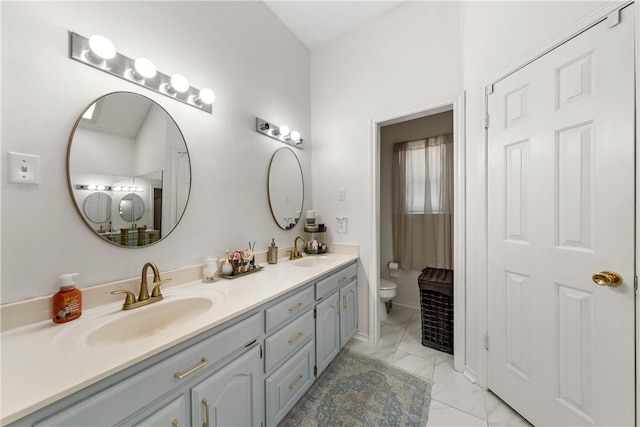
[1,251,358,426]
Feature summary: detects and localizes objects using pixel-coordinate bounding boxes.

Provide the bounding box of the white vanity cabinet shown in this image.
[264,286,316,427]
[191,345,263,427]
[28,312,263,427]
[314,262,358,376]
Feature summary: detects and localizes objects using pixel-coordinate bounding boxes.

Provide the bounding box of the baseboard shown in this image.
[393,300,420,311]
[352,331,368,342]
[464,366,478,384]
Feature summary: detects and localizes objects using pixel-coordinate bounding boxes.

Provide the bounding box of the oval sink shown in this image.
[87,297,213,347]
[293,256,335,268]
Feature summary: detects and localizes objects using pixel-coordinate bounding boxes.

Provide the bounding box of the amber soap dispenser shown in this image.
[52,273,82,324]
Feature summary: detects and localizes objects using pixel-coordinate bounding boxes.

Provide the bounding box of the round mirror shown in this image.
[67,92,191,247]
[83,192,112,223]
[268,147,304,230]
[119,193,145,222]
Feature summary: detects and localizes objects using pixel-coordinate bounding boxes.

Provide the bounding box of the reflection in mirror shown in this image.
[83,192,112,224]
[119,193,145,222]
[268,147,304,230]
[67,92,190,247]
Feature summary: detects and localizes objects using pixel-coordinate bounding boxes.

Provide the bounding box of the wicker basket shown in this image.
[418,267,454,354]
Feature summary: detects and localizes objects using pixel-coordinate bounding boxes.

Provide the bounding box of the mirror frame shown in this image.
[267,147,304,230]
[67,91,191,248]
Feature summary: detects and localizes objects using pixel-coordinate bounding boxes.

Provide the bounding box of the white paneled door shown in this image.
[487,5,635,426]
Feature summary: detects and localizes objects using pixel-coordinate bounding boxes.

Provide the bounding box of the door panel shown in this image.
[487,5,635,426]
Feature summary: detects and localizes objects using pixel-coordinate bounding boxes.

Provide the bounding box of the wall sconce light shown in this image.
[70,32,215,114]
[256,117,304,149]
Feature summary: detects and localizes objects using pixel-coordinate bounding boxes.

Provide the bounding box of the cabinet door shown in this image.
[315,291,340,375]
[339,279,358,348]
[191,346,263,427]
[132,394,188,427]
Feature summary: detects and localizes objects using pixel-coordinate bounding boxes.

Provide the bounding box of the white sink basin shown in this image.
[54,289,225,349]
[86,297,213,347]
[293,256,335,268]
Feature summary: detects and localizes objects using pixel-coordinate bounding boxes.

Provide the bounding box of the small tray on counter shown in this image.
[220,264,265,280]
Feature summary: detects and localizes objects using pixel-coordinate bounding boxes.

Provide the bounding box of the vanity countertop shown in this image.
[0,252,358,425]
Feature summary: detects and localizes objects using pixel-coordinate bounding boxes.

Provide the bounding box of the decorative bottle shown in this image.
[221,250,233,276]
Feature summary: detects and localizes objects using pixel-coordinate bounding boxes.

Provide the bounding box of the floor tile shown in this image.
[430,352,488,420]
[427,399,487,426]
[391,349,436,382]
[346,307,526,426]
[484,392,532,427]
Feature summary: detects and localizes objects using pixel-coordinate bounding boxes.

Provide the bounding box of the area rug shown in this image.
[279,349,432,426]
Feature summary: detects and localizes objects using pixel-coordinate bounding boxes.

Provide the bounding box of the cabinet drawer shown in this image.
[265,311,314,372]
[265,286,314,333]
[265,340,315,427]
[315,262,357,300]
[35,312,262,426]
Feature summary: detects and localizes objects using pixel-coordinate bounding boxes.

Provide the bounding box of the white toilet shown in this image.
[379,278,397,321]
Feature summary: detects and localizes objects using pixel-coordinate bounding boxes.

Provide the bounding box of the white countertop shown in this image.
[0,252,358,425]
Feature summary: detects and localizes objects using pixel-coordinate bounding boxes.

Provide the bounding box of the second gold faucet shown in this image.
[111,262,171,310]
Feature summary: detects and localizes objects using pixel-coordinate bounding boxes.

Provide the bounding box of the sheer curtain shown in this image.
[392,133,453,270]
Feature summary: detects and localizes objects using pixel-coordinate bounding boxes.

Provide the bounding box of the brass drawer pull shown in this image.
[288,332,304,344]
[288,302,304,313]
[172,420,180,427]
[174,357,208,379]
[337,276,347,284]
[289,375,304,389]
[202,398,210,427]
[343,295,347,309]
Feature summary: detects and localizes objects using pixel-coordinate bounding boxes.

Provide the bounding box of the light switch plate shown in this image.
[8,152,39,184]
[338,188,345,201]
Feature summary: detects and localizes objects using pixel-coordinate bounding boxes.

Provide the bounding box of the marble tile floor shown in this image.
[344,306,532,427]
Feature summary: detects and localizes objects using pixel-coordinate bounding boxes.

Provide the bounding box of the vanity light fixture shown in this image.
[75,184,113,191]
[256,117,304,149]
[70,32,215,114]
[129,57,157,82]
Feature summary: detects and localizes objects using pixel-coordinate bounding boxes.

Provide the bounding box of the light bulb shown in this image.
[133,57,156,79]
[97,185,106,191]
[113,186,122,191]
[290,130,301,142]
[196,88,216,105]
[88,35,116,63]
[279,125,290,137]
[88,185,97,190]
[169,74,189,93]
[136,187,143,192]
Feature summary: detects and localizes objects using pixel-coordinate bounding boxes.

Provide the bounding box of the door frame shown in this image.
[477,0,637,412]
[369,94,466,373]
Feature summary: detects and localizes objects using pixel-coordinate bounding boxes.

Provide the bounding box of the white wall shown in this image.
[380,111,454,308]
[1,1,310,303]
[310,1,463,340]
[461,0,609,382]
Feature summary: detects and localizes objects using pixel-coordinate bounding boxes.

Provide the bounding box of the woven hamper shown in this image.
[418,267,454,354]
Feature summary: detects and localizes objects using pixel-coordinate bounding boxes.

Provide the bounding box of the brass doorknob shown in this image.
[592,270,623,287]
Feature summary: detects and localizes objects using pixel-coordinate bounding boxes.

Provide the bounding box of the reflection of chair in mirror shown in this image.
[120,229,129,247]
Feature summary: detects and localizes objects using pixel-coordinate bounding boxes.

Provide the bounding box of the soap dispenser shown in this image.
[267,238,278,264]
[52,273,82,324]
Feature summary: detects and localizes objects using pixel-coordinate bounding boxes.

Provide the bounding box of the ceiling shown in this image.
[264,1,405,51]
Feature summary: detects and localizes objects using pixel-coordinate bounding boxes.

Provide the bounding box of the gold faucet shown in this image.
[289,236,306,260]
[111,262,171,310]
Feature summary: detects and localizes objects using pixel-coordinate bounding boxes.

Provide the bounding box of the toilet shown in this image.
[379,278,397,321]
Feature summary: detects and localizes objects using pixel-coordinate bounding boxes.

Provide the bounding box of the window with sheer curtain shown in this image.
[392,133,453,270]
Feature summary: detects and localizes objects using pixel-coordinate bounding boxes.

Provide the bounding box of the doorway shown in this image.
[370,97,466,373]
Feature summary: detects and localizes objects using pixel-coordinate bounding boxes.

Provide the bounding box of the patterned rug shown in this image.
[279,349,432,426]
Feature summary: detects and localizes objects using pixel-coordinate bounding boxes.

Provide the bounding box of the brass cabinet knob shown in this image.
[592,270,623,287]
